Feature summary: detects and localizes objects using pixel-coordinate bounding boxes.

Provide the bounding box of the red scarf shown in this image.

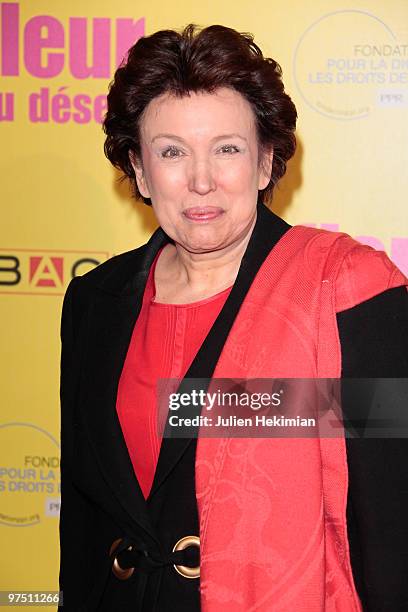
[196,226,407,611]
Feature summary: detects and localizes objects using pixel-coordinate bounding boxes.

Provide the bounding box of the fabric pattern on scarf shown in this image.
[196,226,407,611]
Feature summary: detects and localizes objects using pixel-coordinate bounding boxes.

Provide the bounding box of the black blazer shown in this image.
[59,202,408,611]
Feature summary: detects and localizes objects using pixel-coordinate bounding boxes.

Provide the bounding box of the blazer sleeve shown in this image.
[58,277,99,611]
[337,285,408,612]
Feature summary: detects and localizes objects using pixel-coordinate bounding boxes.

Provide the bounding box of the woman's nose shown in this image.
[187,159,217,194]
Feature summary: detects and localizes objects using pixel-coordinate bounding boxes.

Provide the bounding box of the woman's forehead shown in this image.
[140,88,257,141]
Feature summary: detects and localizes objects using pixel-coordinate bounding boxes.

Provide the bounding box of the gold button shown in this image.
[172,535,200,579]
[109,538,134,580]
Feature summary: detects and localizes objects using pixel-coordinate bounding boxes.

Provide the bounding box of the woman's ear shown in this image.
[258,148,274,191]
[129,151,151,198]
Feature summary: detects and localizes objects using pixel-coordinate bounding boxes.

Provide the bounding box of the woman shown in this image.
[59,24,408,611]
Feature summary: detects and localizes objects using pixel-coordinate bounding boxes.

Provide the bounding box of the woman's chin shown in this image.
[179,241,227,255]
[174,230,231,254]
[176,231,250,255]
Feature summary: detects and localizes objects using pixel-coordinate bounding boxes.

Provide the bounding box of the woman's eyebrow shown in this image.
[150,133,248,144]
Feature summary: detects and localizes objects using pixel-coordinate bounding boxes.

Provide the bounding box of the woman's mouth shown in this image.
[182,207,224,222]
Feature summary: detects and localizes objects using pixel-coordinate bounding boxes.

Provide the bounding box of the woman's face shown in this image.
[131,87,273,255]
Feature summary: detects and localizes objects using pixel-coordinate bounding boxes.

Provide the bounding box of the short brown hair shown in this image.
[103,23,297,204]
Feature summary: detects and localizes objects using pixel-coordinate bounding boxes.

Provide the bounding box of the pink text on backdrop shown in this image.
[1,3,145,78]
[0,91,13,119]
[28,87,107,123]
[306,223,408,277]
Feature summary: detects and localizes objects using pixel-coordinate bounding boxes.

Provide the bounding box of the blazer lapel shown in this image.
[78,227,169,541]
[148,200,291,499]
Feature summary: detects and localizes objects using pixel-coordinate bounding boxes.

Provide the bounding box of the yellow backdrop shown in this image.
[1,0,407,608]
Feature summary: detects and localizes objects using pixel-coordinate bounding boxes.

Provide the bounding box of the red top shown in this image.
[116,247,232,499]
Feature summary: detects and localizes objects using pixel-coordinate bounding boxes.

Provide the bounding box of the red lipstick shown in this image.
[183,207,224,222]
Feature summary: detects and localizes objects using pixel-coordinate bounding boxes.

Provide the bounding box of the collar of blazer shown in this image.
[76,197,291,543]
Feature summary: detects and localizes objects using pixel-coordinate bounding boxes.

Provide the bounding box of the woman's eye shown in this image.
[219,145,240,154]
[161,146,183,159]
